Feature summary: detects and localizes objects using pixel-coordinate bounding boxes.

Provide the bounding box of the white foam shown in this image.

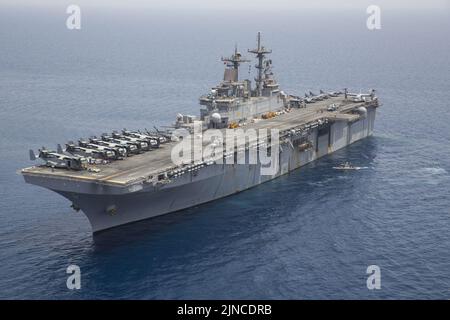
[423,167,448,175]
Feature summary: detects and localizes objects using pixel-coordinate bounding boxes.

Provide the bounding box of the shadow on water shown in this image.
[92,136,380,251]
[92,207,203,249]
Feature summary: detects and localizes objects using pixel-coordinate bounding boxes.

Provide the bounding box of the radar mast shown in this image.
[248,32,272,96]
[222,45,250,82]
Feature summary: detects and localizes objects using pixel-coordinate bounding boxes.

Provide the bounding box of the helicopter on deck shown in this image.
[78,138,124,160]
[29,147,86,170]
[64,142,115,162]
[101,134,141,154]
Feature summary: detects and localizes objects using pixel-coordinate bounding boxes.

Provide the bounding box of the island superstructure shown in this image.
[21,33,379,233]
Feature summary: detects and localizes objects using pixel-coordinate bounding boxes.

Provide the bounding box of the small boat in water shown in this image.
[333,162,368,170]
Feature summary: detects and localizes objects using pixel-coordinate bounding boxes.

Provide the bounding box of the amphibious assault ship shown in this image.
[21,33,379,233]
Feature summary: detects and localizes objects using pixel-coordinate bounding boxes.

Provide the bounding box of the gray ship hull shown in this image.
[25,107,376,232]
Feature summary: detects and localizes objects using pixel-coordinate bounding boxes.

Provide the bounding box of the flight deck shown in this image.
[21,96,372,187]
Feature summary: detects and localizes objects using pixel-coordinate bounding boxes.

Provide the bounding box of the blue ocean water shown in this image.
[0,5,449,299]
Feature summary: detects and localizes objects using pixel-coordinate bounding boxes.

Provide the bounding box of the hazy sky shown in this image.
[2,0,449,11]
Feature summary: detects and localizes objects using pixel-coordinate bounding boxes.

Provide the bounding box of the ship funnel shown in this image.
[29,149,36,161]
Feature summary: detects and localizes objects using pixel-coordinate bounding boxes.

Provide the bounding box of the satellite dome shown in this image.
[211,113,221,124]
[357,107,367,118]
